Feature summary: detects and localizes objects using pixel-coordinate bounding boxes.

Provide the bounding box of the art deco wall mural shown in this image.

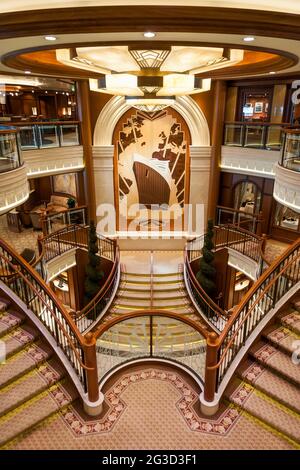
[115,108,189,229]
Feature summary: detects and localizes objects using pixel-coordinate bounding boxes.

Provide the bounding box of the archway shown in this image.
[92,95,211,237]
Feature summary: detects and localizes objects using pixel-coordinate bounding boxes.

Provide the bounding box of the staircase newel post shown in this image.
[200,332,220,416]
[83,332,103,416]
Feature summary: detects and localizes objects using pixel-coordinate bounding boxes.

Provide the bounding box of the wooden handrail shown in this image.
[184,224,265,328]
[219,237,300,342]
[208,246,298,370]
[184,248,227,319]
[218,223,262,242]
[216,204,262,218]
[0,242,91,370]
[76,246,119,321]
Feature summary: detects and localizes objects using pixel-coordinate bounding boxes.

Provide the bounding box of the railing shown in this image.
[74,246,119,333]
[280,127,300,172]
[42,206,87,236]
[204,238,300,403]
[0,238,100,404]
[34,224,120,332]
[223,122,289,150]
[9,121,81,150]
[184,251,228,331]
[93,310,209,384]
[184,225,264,331]
[0,127,23,173]
[214,224,263,263]
[216,205,263,234]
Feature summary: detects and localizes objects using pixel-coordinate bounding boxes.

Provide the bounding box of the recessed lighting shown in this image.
[269,71,276,74]
[44,35,57,41]
[243,36,255,42]
[24,70,31,74]
[144,32,156,38]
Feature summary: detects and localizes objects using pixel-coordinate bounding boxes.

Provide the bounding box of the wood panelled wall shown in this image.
[218,172,274,235]
[218,171,299,243]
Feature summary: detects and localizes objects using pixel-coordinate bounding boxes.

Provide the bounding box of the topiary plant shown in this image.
[196,219,217,297]
[84,221,104,305]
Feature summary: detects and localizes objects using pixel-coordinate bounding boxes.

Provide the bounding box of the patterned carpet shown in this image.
[0,215,39,256]
[6,366,295,450]
[264,239,289,265]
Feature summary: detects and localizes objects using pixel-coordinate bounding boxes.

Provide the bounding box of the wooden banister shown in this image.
[202,238,300,402]
[0,237,100,403]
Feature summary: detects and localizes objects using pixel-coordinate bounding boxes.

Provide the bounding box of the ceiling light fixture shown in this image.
[57,45,244,114]
[269,71,276,74]
[143,32,156,38]
[45,35,57,41]
[24,70,31,74]
[243,36,255,42]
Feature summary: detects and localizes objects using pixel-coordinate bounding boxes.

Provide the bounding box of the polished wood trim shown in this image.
[0,128,18,134]
[2,42,296,80]
[0,6,300,41]
[0,237,89,353]
[77,80,96,221]
[207,80,227,221]
[77,247,118,321]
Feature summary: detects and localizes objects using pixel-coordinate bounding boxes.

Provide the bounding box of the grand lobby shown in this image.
[0,1,299,451]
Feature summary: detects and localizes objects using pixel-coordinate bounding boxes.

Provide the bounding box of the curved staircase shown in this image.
[107,270,201,321]
[225,296,300,447]
[0,296,78,448]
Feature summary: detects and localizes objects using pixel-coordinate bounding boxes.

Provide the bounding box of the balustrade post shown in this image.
[37,234,43,256]
[200,332,220,416]
[83,332,104,416]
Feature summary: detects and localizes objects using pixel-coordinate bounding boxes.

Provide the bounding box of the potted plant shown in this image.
[67,197,76,208]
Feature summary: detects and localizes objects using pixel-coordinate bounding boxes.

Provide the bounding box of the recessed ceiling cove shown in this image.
[56,45,243,111]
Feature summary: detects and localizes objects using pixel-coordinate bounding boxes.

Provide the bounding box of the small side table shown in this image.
[6,210,22,233]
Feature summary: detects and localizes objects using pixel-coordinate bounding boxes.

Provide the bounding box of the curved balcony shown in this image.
[0,128,29,214]
[221,122,288,178]
[0,121,83,177]
[273,128,300,213]
[273,163,300,213]
[15,121,84,177]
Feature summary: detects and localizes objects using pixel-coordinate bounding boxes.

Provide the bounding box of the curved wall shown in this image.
[0,165,29,215]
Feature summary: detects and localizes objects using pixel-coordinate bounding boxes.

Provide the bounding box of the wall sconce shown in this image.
[67,107,72,116]
[32,107,37,116]
[62,107,67,116]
